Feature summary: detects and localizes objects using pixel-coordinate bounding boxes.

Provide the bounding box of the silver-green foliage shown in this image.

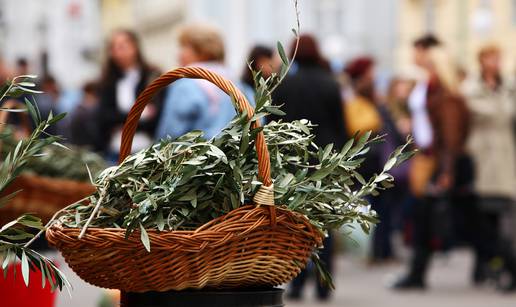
[0,76,70,292]
[56,107,413,238]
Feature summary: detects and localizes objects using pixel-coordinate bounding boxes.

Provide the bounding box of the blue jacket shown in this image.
[156,63,252,140]
[155,79,234,140]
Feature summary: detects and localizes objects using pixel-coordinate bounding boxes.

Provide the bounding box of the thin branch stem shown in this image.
[24,195,91,248]
[79,184,109,239]
[268,0,300,95]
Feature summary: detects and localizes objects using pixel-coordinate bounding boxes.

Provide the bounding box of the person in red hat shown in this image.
[343,56,382,138]
[344,56,402,265]
[343,56,383,185]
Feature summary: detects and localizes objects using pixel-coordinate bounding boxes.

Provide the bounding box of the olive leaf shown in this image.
[140,223,151,252]
[0,76,71,292]
[277,41,289,65]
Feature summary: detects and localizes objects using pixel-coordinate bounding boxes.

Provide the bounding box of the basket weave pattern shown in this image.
[0,175,95,224]
[47,67,323,292]
[47,205,321,292]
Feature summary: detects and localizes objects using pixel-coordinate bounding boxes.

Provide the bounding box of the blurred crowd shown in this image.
[2,23,516,300]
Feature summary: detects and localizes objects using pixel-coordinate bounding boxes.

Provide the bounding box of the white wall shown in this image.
[180,0,398,76]
[0,0,102,89]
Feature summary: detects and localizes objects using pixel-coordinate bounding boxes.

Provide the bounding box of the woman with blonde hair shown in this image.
[156,24,237,140]
[393,34,471,290]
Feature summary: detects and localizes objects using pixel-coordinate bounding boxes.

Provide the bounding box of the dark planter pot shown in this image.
[120,288,284,307]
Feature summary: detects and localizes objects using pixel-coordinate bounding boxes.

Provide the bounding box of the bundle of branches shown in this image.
[54,106,412,242]
[0,75,70,292]
[52,20,414,258]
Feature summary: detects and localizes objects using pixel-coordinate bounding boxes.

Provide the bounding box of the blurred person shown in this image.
[241,45,274,90]
[37,75,66,136]
[272,34,347,301]
[392,34,472,290]
[385,77,413,137]
[461,45,516,291]
[343,57,382,139]
[69,82,100,149]
[156,24,237,140]
[345,59,411,264]
[343,57,384,262]
[96,29,162,159]
[272,34,346,147]
[0,57,13,82]
[15,58,29,76]
[384,77,416,248]
[9,58,32,125]
[372,76,414,264]
[38,75,60,116]
[240,45,275,124]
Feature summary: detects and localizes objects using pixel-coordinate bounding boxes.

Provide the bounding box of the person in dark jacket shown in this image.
[272,34,347,301]
[69,82,100,148]
[96,29,163,160]
[272,35,347,148]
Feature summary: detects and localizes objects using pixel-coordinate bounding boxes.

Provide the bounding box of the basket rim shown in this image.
[48,205,319,234]
[46,206,323,292]
[46,205,324,250]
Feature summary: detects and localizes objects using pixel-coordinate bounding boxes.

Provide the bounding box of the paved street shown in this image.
[51,249,516,307]
[287,250,516,307]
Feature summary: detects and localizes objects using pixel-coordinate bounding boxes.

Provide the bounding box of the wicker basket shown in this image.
[46,67,323,292]
[0,175,95,223]
[0,101,96,224]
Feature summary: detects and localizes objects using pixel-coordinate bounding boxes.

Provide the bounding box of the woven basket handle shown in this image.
[119,67,274,203]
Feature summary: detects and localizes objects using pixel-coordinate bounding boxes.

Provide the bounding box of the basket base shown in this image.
[120,288,284,307]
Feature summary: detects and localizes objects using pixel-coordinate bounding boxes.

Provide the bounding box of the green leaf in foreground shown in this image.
[277,41,289,65]
[21,250,29,286]
[0,81,72,292]
[140,223,151,252]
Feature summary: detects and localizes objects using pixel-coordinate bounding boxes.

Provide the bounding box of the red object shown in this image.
[0,263,57,307]
[345,56,374,81]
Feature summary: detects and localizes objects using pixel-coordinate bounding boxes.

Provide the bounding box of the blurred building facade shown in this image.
[397,0,516,75]
[2,0,516,90]
[0,0,102,89]
[101,0,399,77]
